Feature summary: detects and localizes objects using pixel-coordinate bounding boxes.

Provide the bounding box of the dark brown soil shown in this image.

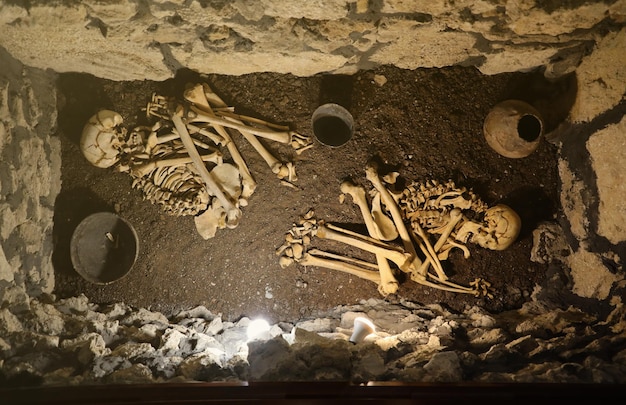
[52,66,576,323]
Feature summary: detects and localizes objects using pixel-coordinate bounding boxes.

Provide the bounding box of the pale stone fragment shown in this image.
[568,249,622,300]
[509,3,609,36]
[570,28,626,123]
[558,159,589,241]
[586,118,626,244]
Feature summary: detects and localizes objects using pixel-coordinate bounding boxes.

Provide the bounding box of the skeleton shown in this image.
[277,164,521,298]
[80,82,312,238]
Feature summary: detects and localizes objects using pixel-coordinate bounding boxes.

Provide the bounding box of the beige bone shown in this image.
[184,86,257,198]
[171,113,241,228]
[340,181,398,296]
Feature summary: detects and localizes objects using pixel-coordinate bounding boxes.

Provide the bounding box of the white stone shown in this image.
[61,333,110,365]
[558,159,589,242]
[587,118,626,244]
[159,328,187,354]
[570,28,626,123]
[28,301,65,335]
[0,308,23,333]
[295,318,335,333]
[423,351,463,382]
[55,294,90,315]
[509,3,609,36]
[110,342,155,360]
[568,249,622,300]
[121,307,170,327]
[92,356,131,379]
[370,19,478,70]
[0,244,14,283]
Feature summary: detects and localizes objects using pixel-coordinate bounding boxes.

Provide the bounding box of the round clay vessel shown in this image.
[483,100,543,158]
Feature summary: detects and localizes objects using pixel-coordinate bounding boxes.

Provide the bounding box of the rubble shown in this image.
[1,289,625,385]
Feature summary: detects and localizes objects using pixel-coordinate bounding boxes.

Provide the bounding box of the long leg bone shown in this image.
[187,105,300,145]
[316,223,413,272]
[341,181,398,296]
[183,88,257,198]
[298,253,382,284]
[365,163,424,274]
[191,83,312,152]
[171,113,242,228]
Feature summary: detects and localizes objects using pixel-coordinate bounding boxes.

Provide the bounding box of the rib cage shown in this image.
[398,179,488,232]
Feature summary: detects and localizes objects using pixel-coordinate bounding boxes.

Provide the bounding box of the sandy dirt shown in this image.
[52,66,575,323]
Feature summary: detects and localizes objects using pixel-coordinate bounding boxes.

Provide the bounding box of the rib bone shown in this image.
[131,150,222,177]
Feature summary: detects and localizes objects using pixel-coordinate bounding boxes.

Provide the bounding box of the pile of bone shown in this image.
[80,83,312,239]
[277,163,521,298]
[1,290,625,385]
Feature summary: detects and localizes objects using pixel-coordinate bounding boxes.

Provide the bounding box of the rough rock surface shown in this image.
[0,1,624,81]
[0,47,60,297]
[1,292,625,385]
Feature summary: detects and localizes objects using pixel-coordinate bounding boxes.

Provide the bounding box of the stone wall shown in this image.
[0,0,624,81]
[2,295,625,385]
[0,0,626,388]
[0,48,60,298]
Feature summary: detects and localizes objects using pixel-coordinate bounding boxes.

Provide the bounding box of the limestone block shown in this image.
[177,350,226,380]
[3,351,63,378]
[144,354,183,379]
[91,355,132,379]
[505,335,539,355]
[0,246,14,283]
[531,222,571,264]
[508,3,610,36]
[110,342,155,360]
[27,301,65,335]
[587,118,626,244]
[174,305,215,321]
[570,28,626,123]
[0,5,169,81]
[88,319,120,346]
[478,45,558,75]
[0,308,23,334]
[568,249,622,300]
[55,294,91,315]
[82,0,137,26]
[370,19,478,70]
[159,328,187,354]
[351,347,386,382]
[468,328,508,349]
[423,351,463,382]
[174,45,348,77]
[558,159,590,241]
[121,307,170,327]
[61,333,110,365]
[179,332,224,357]
[251,0,350,20]
[0,282,30,314]
[106,363,155,384]
[295,317,335,333]
[467,306,496,328]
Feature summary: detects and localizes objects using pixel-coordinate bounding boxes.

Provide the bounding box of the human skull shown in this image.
[470,204,521,250]
[80,110,126,168]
